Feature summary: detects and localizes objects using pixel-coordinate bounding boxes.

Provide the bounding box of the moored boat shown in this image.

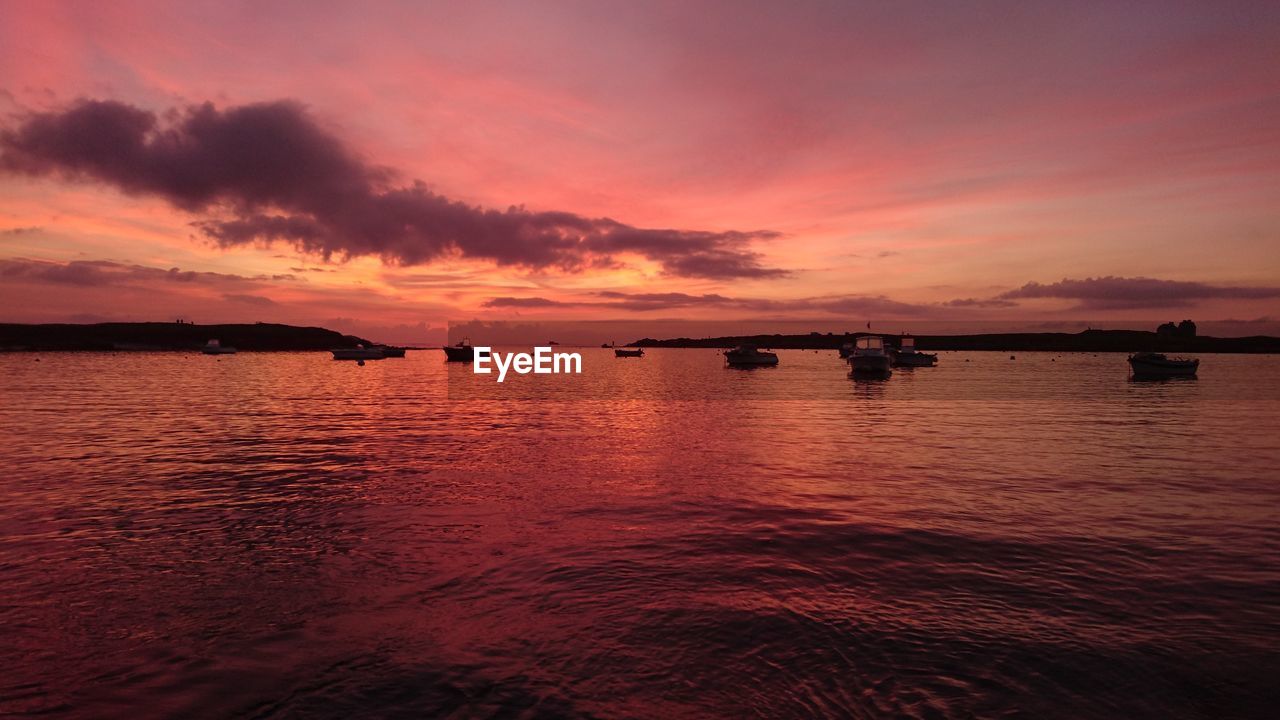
[332,345,385,360]
[442,339,475,362]
[373,345,406,358]
[849,335,891,375]
[1128,352,1198,378]
[890,337,937,367]
[725,344,779,366]
[201,339,236,354]
[614,348,644,357]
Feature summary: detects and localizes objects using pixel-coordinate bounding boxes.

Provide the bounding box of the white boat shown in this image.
[332,345,385,360]
[201,339,236,354]
[724,344,778,366]
[890,337,937,367]
[1128,352,1198,378]
[849,336,891,375]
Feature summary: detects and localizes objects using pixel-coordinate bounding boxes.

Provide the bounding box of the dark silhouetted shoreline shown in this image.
[632,329,1280,354]
[0,322,372,352]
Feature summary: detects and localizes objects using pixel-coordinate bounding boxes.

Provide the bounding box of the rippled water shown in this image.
[2,350,1278,718]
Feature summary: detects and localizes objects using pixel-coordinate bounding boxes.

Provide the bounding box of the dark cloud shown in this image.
[0,257,295,287]
[595,291,932,316]
[484,297,572,308]
[996,276,1280,310]
[223,293,277,306]
[1,99,784,279]
[801,295,933,316]
[942,297,1018,308]
[1,226,42,235]
[483,291,933,315]
[489,278,1280,318]
[380,270,515,291]
[594,291,738,312]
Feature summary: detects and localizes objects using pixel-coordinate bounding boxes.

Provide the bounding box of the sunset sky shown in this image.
[2,1,1278,342]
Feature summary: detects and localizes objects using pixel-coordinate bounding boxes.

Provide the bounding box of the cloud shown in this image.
[223,293,277,306]
[0,257,295,287]
[1,226,42,235]
[996,276,1280,310]
[942,297,1018,308]
[483,291,934,316]
[484,296,572,308]
[594,291,739,312]
[0,99,785,279]
[594,291,933,315]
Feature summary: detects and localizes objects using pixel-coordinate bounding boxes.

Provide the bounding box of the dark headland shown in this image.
[632,329,1280,354]
[0,322,372,352]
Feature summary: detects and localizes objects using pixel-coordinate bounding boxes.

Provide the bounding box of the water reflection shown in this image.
[0,350,1277,718]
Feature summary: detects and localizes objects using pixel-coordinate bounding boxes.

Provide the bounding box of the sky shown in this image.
[1,0,1278,342]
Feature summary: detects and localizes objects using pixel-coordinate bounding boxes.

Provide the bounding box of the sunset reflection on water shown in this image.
[1,350,1277,718]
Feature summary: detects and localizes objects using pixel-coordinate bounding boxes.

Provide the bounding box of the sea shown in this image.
[1,349,1277,719]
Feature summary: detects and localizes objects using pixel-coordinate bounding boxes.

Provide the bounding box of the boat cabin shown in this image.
[855,336,886,354]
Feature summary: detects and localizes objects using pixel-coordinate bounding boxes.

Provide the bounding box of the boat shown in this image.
[890,337,937,367]
[601,342,613,348]
[838,342,854,358]
[442,339,475,362]
[332,345,385,360]
[372,345,406,357]
[1128,352,1198,378]
[848,335,891,375]
[724,344,779,366]
[614,348,644,357]
[201,339,236,354]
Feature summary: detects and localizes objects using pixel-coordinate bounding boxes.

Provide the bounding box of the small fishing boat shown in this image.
[201,339,236,355]
[1128,352,1198,378]
[890,337,937,367]
[725,344,779,366]
[332,345,385,360]
[614,348,644,357]
[442,338,475,362]
[373,345,406,358]
[849,336,891,375]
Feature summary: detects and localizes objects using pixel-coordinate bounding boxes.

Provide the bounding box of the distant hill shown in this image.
[630,329,1280,354]
[0,322,372,351]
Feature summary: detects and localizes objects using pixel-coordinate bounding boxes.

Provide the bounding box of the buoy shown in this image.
[358,359,365,366]
[1010,355,1016,360]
